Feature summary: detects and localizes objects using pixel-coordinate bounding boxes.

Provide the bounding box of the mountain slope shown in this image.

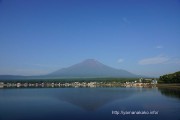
[48,59,139,78]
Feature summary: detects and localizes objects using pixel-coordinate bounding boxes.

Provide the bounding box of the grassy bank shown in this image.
[157,84,180,89]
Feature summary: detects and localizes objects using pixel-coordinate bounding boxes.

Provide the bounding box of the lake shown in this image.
[0,87,180,120]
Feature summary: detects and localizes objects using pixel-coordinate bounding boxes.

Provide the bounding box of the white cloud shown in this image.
[118,58,124,63]
[169,58,180,65]
[156,45,163,49]
[138,55,180,66]
[138,56,169,65]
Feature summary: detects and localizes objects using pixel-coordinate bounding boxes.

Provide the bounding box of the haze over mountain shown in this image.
[48,59,140,78]
[0,59,142,80]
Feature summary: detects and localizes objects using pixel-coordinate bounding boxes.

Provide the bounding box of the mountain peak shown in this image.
[49,59,139,78]
[82,59,99,64]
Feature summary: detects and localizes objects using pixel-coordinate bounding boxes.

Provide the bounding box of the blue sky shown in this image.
[0,0,180,77]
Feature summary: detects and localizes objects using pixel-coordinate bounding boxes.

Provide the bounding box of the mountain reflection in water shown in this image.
[0,87,180,120]
[53,88,140,111]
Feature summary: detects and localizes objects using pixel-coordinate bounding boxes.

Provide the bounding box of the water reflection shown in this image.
[53,88,143,111]
[0,88,180,120]
[158,87,180,99]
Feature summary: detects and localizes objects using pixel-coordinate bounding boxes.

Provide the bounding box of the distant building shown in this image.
[151,79,157,84]
[139,78,143,83]
[0,82,4,88]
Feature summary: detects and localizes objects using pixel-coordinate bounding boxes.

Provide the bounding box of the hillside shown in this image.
[159,71,180,83]
[48,59,140,78]
[0,59,141,80]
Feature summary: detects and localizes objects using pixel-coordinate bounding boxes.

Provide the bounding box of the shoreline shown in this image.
[157,83,180,89]
[1,81,180,89]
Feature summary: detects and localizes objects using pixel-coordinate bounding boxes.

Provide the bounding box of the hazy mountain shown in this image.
[0,75,26,80]
[0,75,45,80]
[0,59,141,80]
[48,59,139,78]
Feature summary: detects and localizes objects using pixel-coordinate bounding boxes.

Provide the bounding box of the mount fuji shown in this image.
[48,59,139,78]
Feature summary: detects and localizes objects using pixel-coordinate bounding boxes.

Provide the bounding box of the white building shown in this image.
[0,82,4,88]
[151,79,157,84]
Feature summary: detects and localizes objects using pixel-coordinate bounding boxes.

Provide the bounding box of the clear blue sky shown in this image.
[0,0,180,77]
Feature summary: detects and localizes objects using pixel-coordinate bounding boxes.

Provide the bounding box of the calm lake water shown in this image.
[0,87,180,120]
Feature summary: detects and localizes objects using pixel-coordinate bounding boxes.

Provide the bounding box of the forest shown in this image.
[159,71,180,83]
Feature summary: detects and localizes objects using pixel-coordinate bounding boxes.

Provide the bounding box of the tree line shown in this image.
[0,77,138,84]
[159,71,180,83]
